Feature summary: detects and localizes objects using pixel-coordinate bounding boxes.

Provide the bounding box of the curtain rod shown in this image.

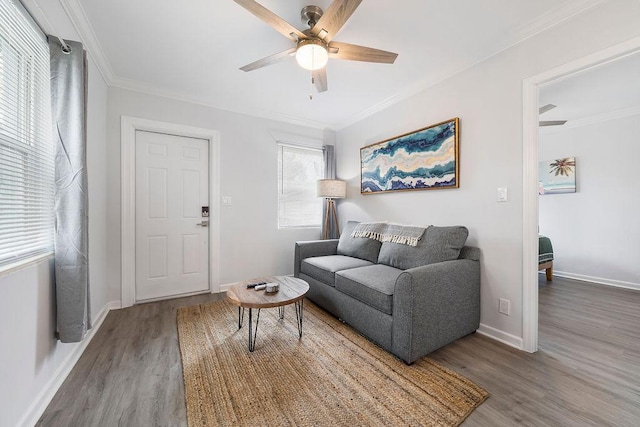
[55,35,72,53]
[19,0,73,53]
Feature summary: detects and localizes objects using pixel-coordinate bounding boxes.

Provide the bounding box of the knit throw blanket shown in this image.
[351,222,427,247]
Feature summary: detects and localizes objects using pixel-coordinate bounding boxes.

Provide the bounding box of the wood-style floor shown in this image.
[37,276,640,426]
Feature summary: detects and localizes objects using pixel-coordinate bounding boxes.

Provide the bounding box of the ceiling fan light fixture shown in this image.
[296,39,328,70]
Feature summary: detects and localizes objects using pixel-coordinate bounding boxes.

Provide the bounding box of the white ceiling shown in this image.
[64,0,608,129]
[540,51,640,127]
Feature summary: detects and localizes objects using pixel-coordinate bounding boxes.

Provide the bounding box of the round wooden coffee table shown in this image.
[226,276,309,351]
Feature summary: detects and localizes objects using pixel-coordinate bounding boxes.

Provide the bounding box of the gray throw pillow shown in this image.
[377,226,469,270]
[337,221,382,263]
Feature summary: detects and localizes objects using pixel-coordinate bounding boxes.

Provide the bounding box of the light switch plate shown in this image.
[221,196,232,206]
[497,187,508,202]
[499,298,510,315]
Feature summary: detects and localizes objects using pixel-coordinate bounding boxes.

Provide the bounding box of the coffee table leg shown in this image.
[238,307,245,329]
[248,308,261,352]
[278,306,285,320]
[295,299,304,339]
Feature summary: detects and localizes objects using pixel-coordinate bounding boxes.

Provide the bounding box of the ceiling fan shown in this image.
[233,0,398,96]
[539,104,567,127]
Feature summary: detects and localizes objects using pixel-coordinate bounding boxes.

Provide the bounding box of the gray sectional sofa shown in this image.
[294,221,480,364]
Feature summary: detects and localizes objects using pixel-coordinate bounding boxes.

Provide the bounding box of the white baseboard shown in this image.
[18,300,119,427]
[477,323,524,350]
[108,300,122,310]
[479,272,640,355]
[551,270,640,291]
[218,282,233,293]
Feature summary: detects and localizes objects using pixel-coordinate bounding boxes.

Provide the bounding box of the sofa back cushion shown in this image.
[337,221,382,263]
[377,225,469,270]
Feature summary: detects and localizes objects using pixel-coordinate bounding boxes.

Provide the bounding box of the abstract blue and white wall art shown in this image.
[360,118,459,194]
[538,157,576,195]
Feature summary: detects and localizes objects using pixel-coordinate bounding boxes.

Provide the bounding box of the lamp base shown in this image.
[323,199,340,240]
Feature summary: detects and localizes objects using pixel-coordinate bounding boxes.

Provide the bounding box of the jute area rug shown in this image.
[177,299,488,426]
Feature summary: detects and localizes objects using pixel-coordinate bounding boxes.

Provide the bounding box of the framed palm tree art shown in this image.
[538,157,576,195]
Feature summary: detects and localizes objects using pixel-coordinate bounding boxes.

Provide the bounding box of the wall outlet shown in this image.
[499,298,510,315]
[221,196,232,206]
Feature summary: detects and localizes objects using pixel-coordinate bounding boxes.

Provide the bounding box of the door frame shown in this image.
[121,116,221,308]
[521,36,640,352]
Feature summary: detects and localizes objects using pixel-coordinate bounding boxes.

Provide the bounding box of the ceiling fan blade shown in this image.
[539,120,567,127]
[329,41,398,64]
[539,104,557,115]
[233,0,306,41]
[313,67,328,92]
[239,47,296,72]
[311,0,362,42]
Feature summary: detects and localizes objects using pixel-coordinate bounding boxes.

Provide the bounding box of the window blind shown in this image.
[0,0,54,267]
[277,143,323,228]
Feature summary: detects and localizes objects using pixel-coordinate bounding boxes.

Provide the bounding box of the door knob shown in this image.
[196,221,209,227]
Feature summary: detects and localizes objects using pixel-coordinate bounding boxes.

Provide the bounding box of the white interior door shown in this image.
[135,130,209,301]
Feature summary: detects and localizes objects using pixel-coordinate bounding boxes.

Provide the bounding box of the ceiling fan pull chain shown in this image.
[309,60,314,100]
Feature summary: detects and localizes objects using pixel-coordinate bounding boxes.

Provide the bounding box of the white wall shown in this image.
[539,114,640,288]
[336,0,640,344]
[106,87,334,301]
[1,2,637,425]
[0,2,110,427]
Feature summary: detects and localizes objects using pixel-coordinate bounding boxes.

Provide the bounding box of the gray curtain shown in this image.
[49,37,91,343]
[322,145,339,239]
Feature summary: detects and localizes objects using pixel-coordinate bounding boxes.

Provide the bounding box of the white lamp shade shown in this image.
[296,40,329,71]
[317,179,346,199]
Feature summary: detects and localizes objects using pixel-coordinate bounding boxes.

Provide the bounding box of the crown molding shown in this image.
[508,0,609,46]
[110,76,334,130]
[57,0,333,130]
[334,0,610,130]
[333,67,463,130]
[540,105,640,133]
[59,0,609,131]
[59,0,115,83]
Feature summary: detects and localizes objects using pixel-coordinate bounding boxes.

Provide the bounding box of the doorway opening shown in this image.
[521,36,640,352]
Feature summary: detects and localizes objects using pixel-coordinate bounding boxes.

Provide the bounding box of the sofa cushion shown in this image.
[337,221,382,263]
[378,225,469,270]
[335,264,403,315]
[301,255,373,287]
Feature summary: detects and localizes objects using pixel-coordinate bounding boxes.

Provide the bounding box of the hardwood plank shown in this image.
[36,293,224,426]
[37,276,640,425]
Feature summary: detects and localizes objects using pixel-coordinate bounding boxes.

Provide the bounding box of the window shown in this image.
[0,0,54,268]
[277,143,323,228]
